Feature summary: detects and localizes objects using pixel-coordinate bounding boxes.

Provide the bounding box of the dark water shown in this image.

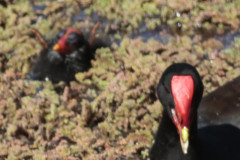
[217,31,240,49]
[129,23,170,44]
[31,3,46,11]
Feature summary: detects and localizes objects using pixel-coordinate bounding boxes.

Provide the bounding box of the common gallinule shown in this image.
[30,23,103,83]
[149,63,240,160]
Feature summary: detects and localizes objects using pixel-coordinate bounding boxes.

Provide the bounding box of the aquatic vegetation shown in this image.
[0,0,240,159]
[88,0,240,35]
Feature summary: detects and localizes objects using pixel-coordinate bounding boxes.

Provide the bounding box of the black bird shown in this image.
[149,63,240,160]
[199,75,240,128]
[31,24,103,83]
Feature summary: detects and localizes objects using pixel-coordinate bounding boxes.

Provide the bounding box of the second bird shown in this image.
[31,26,100,83]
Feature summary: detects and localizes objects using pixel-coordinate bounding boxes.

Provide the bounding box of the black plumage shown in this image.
[31,26,104,83]
[199,75,240,128]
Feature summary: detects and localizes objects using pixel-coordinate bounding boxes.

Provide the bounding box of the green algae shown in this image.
[0,0,240,159]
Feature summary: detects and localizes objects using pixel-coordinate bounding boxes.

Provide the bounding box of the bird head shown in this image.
[157,63,204,154]
[53,27,85,55]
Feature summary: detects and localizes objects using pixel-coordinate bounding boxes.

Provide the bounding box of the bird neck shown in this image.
[155,110,180,147]
[150,110,198,159]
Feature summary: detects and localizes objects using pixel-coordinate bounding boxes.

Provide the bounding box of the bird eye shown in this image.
[57,30,65,39]
[67,33,78,41]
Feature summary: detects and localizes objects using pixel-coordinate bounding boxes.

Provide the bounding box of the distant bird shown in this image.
[30,23,103,83]
[149,63,240,160]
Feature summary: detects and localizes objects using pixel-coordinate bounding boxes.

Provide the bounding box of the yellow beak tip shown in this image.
[181,127,189,142]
